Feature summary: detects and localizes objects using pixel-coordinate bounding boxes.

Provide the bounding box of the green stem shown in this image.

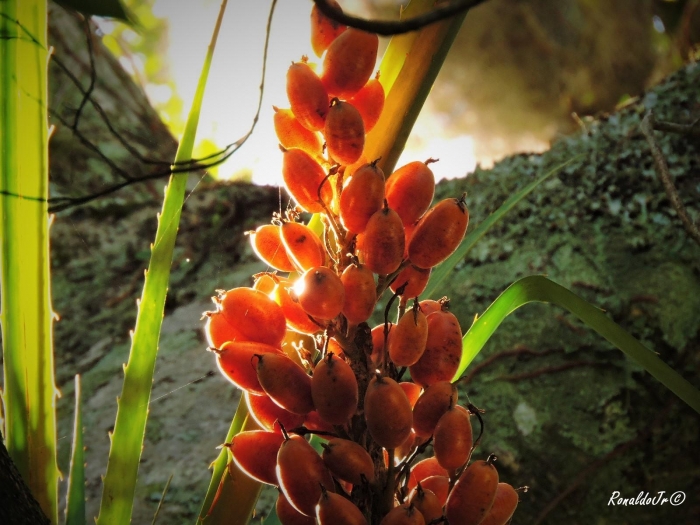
[0,1,58,521]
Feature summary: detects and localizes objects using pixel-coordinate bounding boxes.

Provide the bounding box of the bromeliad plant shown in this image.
[1,1,699,524]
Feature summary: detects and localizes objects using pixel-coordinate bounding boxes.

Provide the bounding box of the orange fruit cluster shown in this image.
[203,3,520,524]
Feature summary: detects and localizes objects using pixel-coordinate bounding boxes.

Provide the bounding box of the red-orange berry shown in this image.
[325,99,365,166]
[349,75,384,132]
[255,353,314,415]
[385,161,436,226]
[311,353,358,424]
[249,224,295,272]
[322,28,378,98]
[412,380,458,438]
[316,486,368,525]
[219,287,287,347]
[408,196,469,269]
[287,60,328,131]
[295,266,345,320]
[409,306,462,387]
[216,341,283,394]
[228,430,284,485]
[310,0,346,57]
[281,148,333,214]
[339,161,385,234]
[273,106,323,156]
[433,405,473,471]
[340,262,377,324]
[388,304,428,367]
[364,375,413,449]
[277,434,335,517]
[281,220,325,271]
[480,483,519,525]
[445,459,499,525]
[358,204,405,275]
[321,438,375,485]
[390,264,431,298]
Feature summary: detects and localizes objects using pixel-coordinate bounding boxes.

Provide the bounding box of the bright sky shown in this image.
[114,0,477,185]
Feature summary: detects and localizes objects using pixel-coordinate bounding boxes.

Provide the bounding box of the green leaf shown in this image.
[95,2,229,523]
[65,375,86,525]
[0,2,59,521]
[453,276,700,414]
[423,156,581,299]
[54,0,131,23]
[197,398,249,522]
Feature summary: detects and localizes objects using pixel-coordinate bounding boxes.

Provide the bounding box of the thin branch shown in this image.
[47,0,278,213]
[312,0,488,36]
[72,17,96,131]
[652,117,700,138]
[640,112,700,247]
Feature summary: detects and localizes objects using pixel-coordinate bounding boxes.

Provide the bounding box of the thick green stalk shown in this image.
[95,2,228,522]
[0,1,59,521]
[65,375,85,525]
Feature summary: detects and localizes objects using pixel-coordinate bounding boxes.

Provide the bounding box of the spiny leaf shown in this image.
[95,2,228,523]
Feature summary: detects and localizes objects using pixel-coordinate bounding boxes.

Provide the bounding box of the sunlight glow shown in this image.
[115,1,478,186]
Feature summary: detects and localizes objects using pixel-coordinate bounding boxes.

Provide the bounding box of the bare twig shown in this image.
[312,0,487,36]
[652,118,700,138]
[640,112,700,247]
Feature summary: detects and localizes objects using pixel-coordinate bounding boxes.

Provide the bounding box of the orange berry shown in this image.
[408,197,469,269]
[417,299,441,317]
[325,99,365,166]
[408,484,443,523]
[273,106,322,156]
[358,205,405,275]
[341,262,377,324]
[303,410,336,434]
[370,323,393,369]
[249,224,295,272]
[216,341,283,394]
[480,483,519,525]
[364,375,413,449]
[420,475,450,506]
[412,381,457,438]
[277,434,335,517]
[282,148,333,213]
[311,353,358,424]
[273,279,323,334]
[245,390,305,432]
[295,266,345,320]
[310,0,347,57]
[379,504,425,525]
[409,306,462,387]
[316,487,368,525]
[204,312,244,349]
[433,405,472,471]
[255,353,314,415]
[253,272,279,295]
[228,430,283,485]
[322,28,378,98]
[280,221,325,271]
[388,304,428,367]
[339,161,385,234]
[399,382,422,408]
[219,287,287,347]
[385,161,436,226]
[287,60,328,131]
[390,265,431,298]
[445,459,499,525]
[407,457,448,491]
[349,76,384,132]
[321,437,375,485]
[276,491,315,525]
